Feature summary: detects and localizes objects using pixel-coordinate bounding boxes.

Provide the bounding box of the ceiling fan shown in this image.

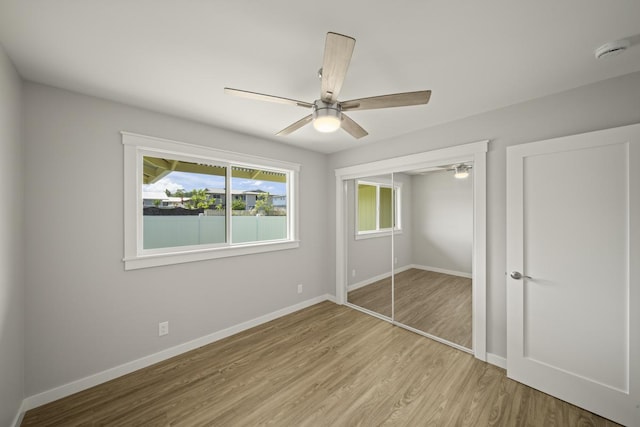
[224,32,431,139]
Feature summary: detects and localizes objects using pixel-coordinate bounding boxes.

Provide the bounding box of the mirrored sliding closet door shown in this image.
[393,167,473,350]
[345,165,474,352]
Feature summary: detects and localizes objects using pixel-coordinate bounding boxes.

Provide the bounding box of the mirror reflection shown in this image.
[346,174,394,319]
[345,164,473,349]
[395,166,473,348]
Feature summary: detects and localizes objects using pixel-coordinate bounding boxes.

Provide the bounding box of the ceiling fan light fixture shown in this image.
[312,100,342,133]
[224,33,431,139]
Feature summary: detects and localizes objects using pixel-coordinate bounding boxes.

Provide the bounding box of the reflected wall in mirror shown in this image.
[395,167,473,348]
[346,174,396,319]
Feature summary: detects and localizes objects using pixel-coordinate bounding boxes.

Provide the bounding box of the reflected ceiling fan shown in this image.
[224,32,431,139]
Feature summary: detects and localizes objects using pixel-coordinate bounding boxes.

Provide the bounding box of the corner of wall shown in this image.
[0,43,26,427]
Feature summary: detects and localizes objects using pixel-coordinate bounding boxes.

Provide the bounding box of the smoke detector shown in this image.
[595,39,631,60]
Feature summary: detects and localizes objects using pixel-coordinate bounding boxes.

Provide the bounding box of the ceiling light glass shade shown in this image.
[312,101,342,133]
[313,115,341,132]
[454,165,470,179]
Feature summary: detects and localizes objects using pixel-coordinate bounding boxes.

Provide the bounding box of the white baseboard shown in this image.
[347,265,413,292]
[348,265,471,292]
[11,400,26,427]
[348,271,391,292]
[486,352,507,369]
[22,294,336,411]
[411,264,472,279]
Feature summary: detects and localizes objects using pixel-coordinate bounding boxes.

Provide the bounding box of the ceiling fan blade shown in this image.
[340,90,431,111]
[321,32,356,103]
[224,88,313,108]
[341,114,368,139]
[276,115,313,136]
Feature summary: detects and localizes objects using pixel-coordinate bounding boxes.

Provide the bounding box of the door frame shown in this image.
[335,140,488,360]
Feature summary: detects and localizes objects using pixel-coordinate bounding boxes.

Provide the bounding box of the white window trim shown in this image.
[354,179,402,239]
[354,229,404,241]
[122,132,300,270]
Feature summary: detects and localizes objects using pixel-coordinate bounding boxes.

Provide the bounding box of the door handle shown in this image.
[510,271,532,280]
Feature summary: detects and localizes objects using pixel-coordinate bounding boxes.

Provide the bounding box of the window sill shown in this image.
[124,240,300,270]
[355,230,402,240]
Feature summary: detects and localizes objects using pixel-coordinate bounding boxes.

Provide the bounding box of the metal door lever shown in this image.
[510,271,532,280]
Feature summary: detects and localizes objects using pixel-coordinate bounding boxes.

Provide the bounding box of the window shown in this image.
[356,180,401,237]
[123,133,299,270]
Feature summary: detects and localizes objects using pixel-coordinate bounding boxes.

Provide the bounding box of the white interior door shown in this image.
[506,123,640,426]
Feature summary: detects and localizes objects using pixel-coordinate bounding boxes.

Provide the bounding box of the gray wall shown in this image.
[0,44,25,426]
[328,71,640,358]
[12,68,640,403]
[23,83,330,396]
[411,170,472,274]
[346,173,412,287]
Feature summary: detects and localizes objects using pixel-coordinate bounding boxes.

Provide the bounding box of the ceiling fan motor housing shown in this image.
[312,100,342,132]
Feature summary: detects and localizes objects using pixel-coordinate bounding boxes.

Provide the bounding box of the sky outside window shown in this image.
[143,170,286,194]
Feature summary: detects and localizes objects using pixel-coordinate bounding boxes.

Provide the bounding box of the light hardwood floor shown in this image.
[348,268,472,348]
[22,302,618,426]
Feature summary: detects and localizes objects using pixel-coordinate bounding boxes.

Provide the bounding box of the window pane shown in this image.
[358,184,377,232]
[231,166,288,243]
[142,156,226,249]
[379,186,393,229]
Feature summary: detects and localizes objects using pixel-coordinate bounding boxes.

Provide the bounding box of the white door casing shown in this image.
[506,123,640,426]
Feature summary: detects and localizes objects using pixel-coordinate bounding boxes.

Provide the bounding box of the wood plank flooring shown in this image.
[348,268,472,348]
[22,302,619,426]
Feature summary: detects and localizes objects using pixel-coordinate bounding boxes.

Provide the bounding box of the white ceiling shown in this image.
[1,1,639,153]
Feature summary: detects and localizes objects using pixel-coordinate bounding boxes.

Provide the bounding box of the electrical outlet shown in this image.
[297,284,303,294]
[159,321,169,336]
[352,269,356,277]
[395,257,398,265]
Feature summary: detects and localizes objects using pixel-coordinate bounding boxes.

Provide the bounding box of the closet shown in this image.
[335,142,487,357]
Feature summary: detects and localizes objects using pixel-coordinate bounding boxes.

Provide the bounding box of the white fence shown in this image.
[144,216,287,249]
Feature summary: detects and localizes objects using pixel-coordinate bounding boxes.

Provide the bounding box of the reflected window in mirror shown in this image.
[356,180,401,237]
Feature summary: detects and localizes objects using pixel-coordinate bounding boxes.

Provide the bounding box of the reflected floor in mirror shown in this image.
[348,268,472,348]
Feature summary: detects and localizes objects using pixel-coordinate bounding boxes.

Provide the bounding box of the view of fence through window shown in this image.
[142,156,288,250]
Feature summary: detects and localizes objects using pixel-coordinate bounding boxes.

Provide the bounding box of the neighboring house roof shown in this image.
[142,191,170,200]
[206,188,256,196]
[143,190,284,200]
[165,197,188,203]
[142,192,189,202]
[205,188,284,197]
